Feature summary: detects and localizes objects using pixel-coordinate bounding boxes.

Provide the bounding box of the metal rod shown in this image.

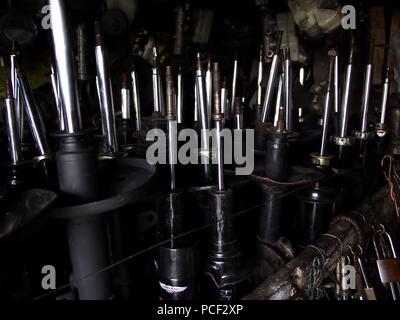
[274,73,284,127]
[261,31,282,123]
[49,0,82,134]
[177,68,183,124]
[231,54,238,111]
[152,48,160,114]
[194,82,198,123]
[121,73,131,120]
[166,66,176,191]
[320,50,335,157]
[333,51,340,114]
[379,67,390,125]
[77,23,89,81]
[283,48,293,131]
[131,68,142,131]
[257,46,263,106]
[195,53,210,150]
[234,97,243,130]
[360,44,374,133]
[213,62,224,191]
[339,44,355,138]
[4,80,22,165]
[17,70,50,157]
[50,64,65,131]
[10,45,24,140]
[221,77,228,118]
[206,58,212,126]
[94,22,118,154]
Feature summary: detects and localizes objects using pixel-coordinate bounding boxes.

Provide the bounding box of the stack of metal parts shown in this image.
[0,0,399,302]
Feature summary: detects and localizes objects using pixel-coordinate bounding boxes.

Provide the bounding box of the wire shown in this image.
[381,155,400,223]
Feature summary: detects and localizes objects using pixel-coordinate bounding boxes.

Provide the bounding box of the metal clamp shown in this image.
[331,135,355,146]
[310,152,333,167]
[353,130,374,141]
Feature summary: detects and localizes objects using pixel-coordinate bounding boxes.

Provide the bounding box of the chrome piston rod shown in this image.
[95,22,118,154]
[49,0,82,134]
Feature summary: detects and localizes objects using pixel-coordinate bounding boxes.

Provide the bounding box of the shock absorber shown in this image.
[3,80,23,188]
[297,49,337,245]
[353,43,375,165]
[331,38,356,169]
[374,67,390,155]
[203,62,249,299]
[158,66,197,300]
[50,0,112,299]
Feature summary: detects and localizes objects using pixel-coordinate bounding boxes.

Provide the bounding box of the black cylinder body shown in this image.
[295,182,336,245]
[258,184,285,242]
[56,135,112,300]
[158,191,197,300]
[264,131,289,181]
[204,189,249,300]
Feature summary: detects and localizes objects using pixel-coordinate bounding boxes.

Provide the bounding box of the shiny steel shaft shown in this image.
[49,0,82,133]
[257,47,263,106]
[261,31,282,123]
[4,81,22,165]
[221,78,228,117]
[95,23,118,153]
[195,53,209,150]
[131,69,142,131]
[50,65,65,131]
[333,53,339,114]
[206,59,212,126]
[213,62,224,191]
[274,73,284,126]
[360,64,373,132]
[320,52,335,156]
[234,97,243,130]
[177,68,183,124]
[261,54,279,123]
[121,74,131,120]
[10,51,24,139]
[283,48,293,131]
[339,47,354,138]
[231,55,238,111]
[17,71,49,156]
[166,66,176,191]
[379,67,390,125]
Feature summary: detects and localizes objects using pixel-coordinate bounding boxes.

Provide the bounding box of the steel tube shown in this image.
[49,0,82,134]
[339,47,354,138]
[360,64,373,133]
[4,81,22,165]
[10,51,24,140]
[177,69,183,124]
[261,54,279,123]
[379,67,390,125]
[95,23,118,153]
[17,72,49,157]
[131,70,142,131]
